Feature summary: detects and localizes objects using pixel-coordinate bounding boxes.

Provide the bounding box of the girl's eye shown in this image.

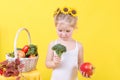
[58,30,62,32]
[66,30,70,32]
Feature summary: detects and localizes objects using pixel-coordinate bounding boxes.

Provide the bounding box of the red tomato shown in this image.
[22,45,29,53]
[0,69,3,75]
[80,62,94,77]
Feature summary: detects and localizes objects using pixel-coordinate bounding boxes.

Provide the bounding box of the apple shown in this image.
[80,62,94,77]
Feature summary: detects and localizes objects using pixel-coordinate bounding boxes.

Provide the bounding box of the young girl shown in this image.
[46,7,88,80]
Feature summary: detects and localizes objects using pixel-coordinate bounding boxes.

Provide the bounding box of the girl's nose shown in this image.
[62,32,67,37]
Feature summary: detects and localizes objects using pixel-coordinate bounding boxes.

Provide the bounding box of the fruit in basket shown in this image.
[17,50,25,58]
[80,62,94,77]
[22,45,29,53]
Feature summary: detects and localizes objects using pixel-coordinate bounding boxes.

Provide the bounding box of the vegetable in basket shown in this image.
[22,45,29,53]
[52,44,66,57]
[8,44,38,58]
[25,44,38,58]
[8,48,22,58]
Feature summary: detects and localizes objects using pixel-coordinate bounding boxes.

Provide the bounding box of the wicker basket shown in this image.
[6,28,39,72]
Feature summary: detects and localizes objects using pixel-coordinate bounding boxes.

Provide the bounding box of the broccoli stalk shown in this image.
[52,44,66,57]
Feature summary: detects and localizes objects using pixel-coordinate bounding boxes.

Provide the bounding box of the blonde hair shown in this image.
[54,13,78,28]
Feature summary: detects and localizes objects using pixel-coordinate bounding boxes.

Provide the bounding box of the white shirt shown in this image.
[51,40,79,80]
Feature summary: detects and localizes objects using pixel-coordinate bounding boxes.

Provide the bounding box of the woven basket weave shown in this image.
[6,28,39,72]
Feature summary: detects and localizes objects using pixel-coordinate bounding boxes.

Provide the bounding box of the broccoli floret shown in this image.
[26,44,38,57]
[52,44,66,57]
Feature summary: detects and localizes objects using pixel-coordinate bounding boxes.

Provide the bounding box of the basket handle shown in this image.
[14,28,31,58]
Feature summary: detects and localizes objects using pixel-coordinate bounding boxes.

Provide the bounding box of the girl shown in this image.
[46,7,88,80]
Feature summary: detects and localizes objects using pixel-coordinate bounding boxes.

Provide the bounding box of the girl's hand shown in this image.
[53,55,61,68]
[81,71,91,78]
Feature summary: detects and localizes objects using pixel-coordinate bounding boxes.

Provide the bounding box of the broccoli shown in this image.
[52,44,66,57]
[26,44,38,57]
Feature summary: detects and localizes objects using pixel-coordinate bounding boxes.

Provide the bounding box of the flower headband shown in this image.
[53,7,77,17]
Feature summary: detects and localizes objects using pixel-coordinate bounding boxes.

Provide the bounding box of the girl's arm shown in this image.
[45,41,61,69]
[78,43,90,78]
[78,43,84,69]
[45,41,55,69]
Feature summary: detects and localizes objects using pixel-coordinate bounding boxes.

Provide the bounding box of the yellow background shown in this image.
[0,0,120,80]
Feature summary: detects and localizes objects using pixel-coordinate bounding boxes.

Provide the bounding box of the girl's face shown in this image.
[56,23,74,41]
